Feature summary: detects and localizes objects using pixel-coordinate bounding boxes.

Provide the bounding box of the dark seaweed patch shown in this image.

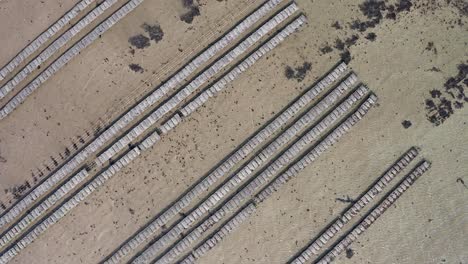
[346,248,354,259]
[285,66,295,80]
[340,50,352,64]
[396,0,413,12]
[334,39,345,50]
[359,0,386,19]
[129,63,144,73]
[350,0,416,33]
[182,0,193,7]
[386,11,397,20]
[452,0,468,16]
[320,44,333,54]
[365,32,377,41]
[350,18,380,32]
[284,62,312,82]
[142,23,164,43]
[345,35,359,47]
[180,5,200,24]
[430,89,442,98]
[129,34,150,49]
[402,120,412,128]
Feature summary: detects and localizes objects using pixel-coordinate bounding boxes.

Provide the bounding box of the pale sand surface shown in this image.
[1,0,467,263]
[0,0,80,67]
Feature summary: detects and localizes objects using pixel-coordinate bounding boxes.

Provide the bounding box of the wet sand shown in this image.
[0,0,467,263]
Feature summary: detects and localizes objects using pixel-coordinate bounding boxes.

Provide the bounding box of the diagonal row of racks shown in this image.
[0,0,145,118]
[0,1,306,263]
[288,147,431,264]
[0,0,290,232]
[97,60,380,263]
[0,0,290,230]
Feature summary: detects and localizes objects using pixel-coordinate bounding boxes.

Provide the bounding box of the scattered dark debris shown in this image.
[142,23,164,42]
[402,120,412,128]
[180,0,200,24]
[284,62,312,82]
[320,44,333,54]
[365,32,377,41]
[425,42,437,54]
[426,62,467,125]
[0,155,6,163]
[336,195,354,203]
[346,248,354,259]
[129,63,144,73]
[456,178,468,189]
[129,208,135,215]
[428,67,441,72]
[331,21,342,29]
[128,34,150,49]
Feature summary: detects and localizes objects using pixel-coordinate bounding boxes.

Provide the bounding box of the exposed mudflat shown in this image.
[0,0,466,263]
